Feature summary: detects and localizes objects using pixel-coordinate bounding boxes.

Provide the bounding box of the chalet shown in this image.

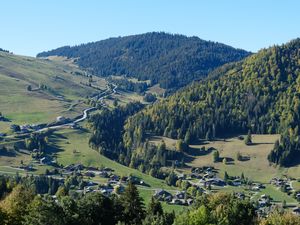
[232,179,242,186]
[252,186,260,191]
[113,184,125,194]
[56,116,66,123]
[292,207,300,215]
[285,184,293,191]
[107,180,119,186]
[84,171,95,177]
[30,123,46,130]
[258,199,268,208]
[177,173,186,180]
[74,164,84,171]
[235,192,245,200]
[109,174,120,182]
[207,178,226,186]
[103,167,114,172]
[190,173,202,179]
[186,198,194,206]
[10,124,20,132]
[197,178,206,186]
[63,163,84,172]
[121,176,128,182]
[153,189,172,201]
[99,171,109,178]
[174,191,186,200]
[170,199,185,205]
[99,186,114,196]
[40,156,53,165]
[126,176,140,184]
[86,181,97,186]
[86,166,98,170]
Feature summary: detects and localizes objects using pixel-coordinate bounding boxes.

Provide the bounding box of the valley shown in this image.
[0,34,300,224]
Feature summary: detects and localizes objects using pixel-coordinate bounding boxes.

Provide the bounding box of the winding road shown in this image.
[8,81,118,137]
[40,82,118,131]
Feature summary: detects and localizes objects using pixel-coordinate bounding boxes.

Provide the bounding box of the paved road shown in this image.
[38,82,117,131]
[7,81,118,137]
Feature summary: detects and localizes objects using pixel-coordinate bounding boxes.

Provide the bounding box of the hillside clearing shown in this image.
[150,134,300,183]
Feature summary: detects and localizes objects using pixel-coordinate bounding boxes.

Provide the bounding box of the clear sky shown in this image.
[0,0,299,56]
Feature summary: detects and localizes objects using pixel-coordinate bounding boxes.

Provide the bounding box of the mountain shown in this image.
[37,32,251,90]
[122,38,300,167]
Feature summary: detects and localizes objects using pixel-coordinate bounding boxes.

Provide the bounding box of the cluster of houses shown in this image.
[270,177,293,192]
[10,123,46,134]
[251,183,266,191]
[61,164,147,196]
[257,194,271,208]
[189,167,227,187]
[270,177,300,201]
[153,189,194,206]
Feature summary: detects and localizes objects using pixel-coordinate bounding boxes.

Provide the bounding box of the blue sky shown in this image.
[0,0,299,56]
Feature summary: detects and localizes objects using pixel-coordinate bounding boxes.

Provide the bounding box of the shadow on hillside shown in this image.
[220,157,235,165]
[250,142,274,145]
[50,132,68,140]
[0,150,16,157]
[186,146,215,157]
[285,157,300,167]
[45,143,63,155]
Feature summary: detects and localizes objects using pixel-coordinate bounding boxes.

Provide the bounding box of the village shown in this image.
[14,152,300,216]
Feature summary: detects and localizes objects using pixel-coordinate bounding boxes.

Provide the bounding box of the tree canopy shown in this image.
[37,32,250,90]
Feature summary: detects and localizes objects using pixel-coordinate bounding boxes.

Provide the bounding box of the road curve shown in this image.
[9,81,118,136]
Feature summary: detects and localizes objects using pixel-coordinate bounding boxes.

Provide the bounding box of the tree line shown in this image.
[88,102,183,178]
[0,174,299,225]
[122,39,300,167]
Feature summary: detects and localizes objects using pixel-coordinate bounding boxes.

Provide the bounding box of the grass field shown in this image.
[292,181,300,191]
[49,128,176,190]
[250,184,298,206]
[150,135,300,183]
[0,127,183,211]
[0,52,104,132]
[47,128,186,211]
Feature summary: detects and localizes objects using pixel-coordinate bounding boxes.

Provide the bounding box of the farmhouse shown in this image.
[153,189,172,202]
[40,156,53,165]
[232,179,242,186]
[56,116,66,122]
[293,207,300,215]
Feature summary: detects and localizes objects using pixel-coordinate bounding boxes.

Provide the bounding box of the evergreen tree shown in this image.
[147,197,163,216]
[224,171,229,182]
[245,130,252,146]
[212,150,220,162]
[121,182,145,225]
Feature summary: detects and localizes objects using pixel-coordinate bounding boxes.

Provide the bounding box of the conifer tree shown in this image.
[121,182,145,225]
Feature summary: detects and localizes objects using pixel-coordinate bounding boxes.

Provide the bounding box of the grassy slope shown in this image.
[150,135,300,183]
[49,128,174,190]
[0,52,104,132]
[190,135,300,183]
[0,127,183,211]
[150,135,300,204]
[49,128,184,212]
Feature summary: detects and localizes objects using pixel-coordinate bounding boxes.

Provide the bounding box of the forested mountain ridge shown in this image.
[122,38,300,167]
[37,32,251,89]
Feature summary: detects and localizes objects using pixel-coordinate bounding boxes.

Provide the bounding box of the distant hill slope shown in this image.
[0,52,98,129]
[123,38,300,167]
[37,32,251,90]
